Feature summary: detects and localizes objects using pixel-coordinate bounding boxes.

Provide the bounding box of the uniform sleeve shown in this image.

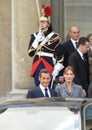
[48,32,64,64]
[55,44,64,64]
[27,34,37,57]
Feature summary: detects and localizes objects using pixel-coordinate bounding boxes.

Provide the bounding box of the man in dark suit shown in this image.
[62,25,80,68]
[68,37,90,96]
[27,69,57,98]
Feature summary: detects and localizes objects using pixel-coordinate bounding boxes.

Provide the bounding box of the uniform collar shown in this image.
[43,30,51,36]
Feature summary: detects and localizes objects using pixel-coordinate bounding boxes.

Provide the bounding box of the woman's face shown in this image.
[64,70,75,83]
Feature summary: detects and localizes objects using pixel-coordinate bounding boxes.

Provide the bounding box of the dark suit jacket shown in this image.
[62,40,76,67]
[58,40,76,76]
[68,50,90,93]
[27,87,57,98]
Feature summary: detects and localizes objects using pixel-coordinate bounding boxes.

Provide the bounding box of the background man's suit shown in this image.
[68,50,90,94]
[62,40,76,68]
[58,39,76,76]
[27,87,57,98]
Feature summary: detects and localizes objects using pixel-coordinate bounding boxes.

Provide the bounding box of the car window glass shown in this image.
[0,106,81,130]
[84,103,92,130]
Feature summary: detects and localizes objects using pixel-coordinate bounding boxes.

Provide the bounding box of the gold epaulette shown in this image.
[49,35,61,42]
[48,32,61,43]
[58,55,64,63]
[52,32,62,38]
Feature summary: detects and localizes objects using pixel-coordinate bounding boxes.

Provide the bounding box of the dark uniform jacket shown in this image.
[28,30,64,76]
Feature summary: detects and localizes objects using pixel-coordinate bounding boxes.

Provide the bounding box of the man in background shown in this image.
[62,25,80,68]
[68,37,90,96]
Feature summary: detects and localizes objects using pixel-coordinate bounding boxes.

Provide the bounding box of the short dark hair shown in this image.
[78,37,89,47]
[39,69,52,78]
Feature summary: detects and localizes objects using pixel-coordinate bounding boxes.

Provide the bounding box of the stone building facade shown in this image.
[0,0,50,98]
[0,0,92,98]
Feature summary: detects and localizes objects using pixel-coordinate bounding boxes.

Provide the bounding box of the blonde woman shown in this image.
[55,66,85,98]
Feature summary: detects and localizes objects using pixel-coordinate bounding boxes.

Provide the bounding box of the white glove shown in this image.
[54,63,64,71]
[52,69,59,81]
[32,30,42,49]
[52,63,64,81]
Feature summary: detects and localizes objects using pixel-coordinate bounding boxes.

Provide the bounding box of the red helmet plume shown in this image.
[43,5,52,17]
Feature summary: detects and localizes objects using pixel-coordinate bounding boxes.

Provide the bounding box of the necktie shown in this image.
[83,54,86,61]
[45,88,49,97]
[75,42,78,48]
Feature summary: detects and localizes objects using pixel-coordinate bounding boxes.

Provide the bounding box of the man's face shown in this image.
[39,21,49,31]
[70,26,80,41]
[39,73,51,87]
[80,42,90,53]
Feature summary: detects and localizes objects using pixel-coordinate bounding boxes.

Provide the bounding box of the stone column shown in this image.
[11,0,39,98]
[0,0,11,97]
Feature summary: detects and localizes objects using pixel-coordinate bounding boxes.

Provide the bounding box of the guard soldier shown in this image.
[28,5,64,87]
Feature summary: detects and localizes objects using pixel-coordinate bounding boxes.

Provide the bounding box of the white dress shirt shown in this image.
[71,38,78,49]
[39,84,51,97]
[77,49,84,60]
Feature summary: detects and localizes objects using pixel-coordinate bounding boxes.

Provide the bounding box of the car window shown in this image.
[84,103,92,130]
[0,106,81,130]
